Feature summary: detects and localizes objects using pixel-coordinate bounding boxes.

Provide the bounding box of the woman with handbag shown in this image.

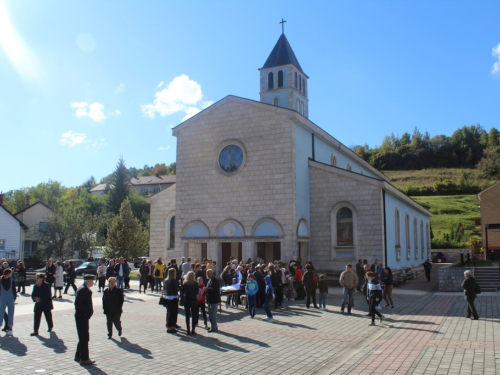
[16,261,27,294]
[163,268,179,334]
[153,258,164,292]
[182,271,199,334]
[96,261,106,292]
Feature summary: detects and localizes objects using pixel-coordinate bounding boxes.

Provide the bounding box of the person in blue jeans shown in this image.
[318,274,328,310]
[245,273,259,318]
[263,275,274,321]
[0,269,16,336]
[114,258,130,290]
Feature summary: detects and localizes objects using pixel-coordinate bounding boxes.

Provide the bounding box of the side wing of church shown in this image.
[148,32,432,272]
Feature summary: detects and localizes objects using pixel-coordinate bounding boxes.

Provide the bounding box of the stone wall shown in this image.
[148,185,176,261]
[433,248,472,264]
[438,265,472,292]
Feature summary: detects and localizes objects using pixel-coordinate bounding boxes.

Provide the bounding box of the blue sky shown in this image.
[1,0,499,192]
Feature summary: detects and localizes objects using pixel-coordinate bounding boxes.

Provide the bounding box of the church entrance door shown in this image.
[298,241,309,261]
[221,242,242,264]
[257,242,281,263]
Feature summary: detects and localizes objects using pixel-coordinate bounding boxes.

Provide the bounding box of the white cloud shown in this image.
[492,43,500,76]
[158,145,171,151]
[113,109,121,116]
[71,101,107,122]
[141,74,211,121]
[116,83,125,93]
[60,131,87,147]
[157,81,164,88]
[0,1,44,85]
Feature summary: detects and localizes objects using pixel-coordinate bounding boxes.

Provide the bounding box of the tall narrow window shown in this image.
[299,75,302,92]
[414,218,418,259]
[395,209,401,259]
[268,72,274,89]
[169,215,175,249]
[405,214,411,259]
[302,77,305,94]
[304,80,307,96]
[336,208,353,246]
[273,98,279,106]
[420,221,425,258]
[296,99,300,112]
[295,72,297,88]
[278,70,284,87]
[331,154,337,166]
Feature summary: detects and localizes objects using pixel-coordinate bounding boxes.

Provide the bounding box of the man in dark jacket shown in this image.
[74,275,95,366]
[106,259,116,280]
[114,258,130,290]
[102,277,124,338]
[253,266,266,308]
[30,273,53,336]
[356,259,364,292]
[461,270,479,320]
[205,269,221,332]
[422,259,432,282]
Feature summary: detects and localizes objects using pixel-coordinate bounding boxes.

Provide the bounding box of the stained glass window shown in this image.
[219,145,243,173]
[337,207,353,246]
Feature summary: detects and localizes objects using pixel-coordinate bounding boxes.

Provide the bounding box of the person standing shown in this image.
[302,264,318,309]
[164,268,180,334]
[64,261,77,294]
[153,258,164,292]
[182,271,199,334]
[196,277,208,330]
[146,260,155,292]
[355,259,364,292]
[263,275,274,321]
[181,257,191,279]
[45,259,56,291]
[205,269,221,332]
[0,269,16,336]
[74,275,95,366]
[30,273,53,336]
[245,273,258,318]
[253,266,266,308]
[16,261,27,294]
[339,264,358,315]
[383,267,394,308]
[53,261,64,299]
[318,274,328,310]
[422,259,432,282]
[114,258,129,290]
[106,259,116,280]
[461,270,479,320]
[102,277,124,339]
[361,263,372,316]
[139,259,148,293]
[96,261,106,293]
[366,272,383,326]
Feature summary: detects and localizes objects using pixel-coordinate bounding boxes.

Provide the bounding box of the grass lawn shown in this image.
[412,195,481,245]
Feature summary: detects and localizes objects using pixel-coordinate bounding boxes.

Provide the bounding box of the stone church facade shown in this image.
[148,33,432,272]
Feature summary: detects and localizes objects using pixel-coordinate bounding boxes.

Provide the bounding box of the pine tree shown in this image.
[106,157,130,215]
[105,198,149,260]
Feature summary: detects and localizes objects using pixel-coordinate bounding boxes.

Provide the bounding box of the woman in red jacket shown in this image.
[197,277,208,330]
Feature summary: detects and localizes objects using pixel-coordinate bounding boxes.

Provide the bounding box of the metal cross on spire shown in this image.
[280,18,287,34]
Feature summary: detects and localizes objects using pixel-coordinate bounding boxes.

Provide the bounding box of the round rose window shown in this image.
[219,144,243,173]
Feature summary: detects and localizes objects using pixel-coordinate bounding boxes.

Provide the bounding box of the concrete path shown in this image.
[0,266,498,375]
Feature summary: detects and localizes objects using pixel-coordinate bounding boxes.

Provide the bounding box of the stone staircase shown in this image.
[474,267,500,292]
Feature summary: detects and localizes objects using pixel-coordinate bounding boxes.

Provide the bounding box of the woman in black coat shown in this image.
[164,268,180,334]
[45,259,56,291]
[302,264,318,309]
[30,273,53,336]
[17,261,27,294]
[181,271,199,335]
[64,261,77,294]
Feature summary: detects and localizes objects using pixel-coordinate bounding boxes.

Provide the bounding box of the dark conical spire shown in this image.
[261,34,305,75]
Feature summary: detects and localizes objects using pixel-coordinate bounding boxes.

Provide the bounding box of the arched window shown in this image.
[414,218,418,259]
[296,99,300,112]
[278,70,284,87]
[273,98,279,106]
[420,221,425,258]
[336,207,353,247]
[405,214,411,259]
[331,154,337,166]
[395,209,401,259]
[299,75,302,92]
[268,72,274,89]
[169,215,175,249]
[294,72,297,88]
[347,164,352,171]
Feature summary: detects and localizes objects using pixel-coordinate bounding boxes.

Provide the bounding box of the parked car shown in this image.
[67,259,85,268]
[431,251,447,263]
[75,262,98,276]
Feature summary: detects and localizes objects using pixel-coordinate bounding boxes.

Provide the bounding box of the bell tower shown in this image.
[259,20,309,118]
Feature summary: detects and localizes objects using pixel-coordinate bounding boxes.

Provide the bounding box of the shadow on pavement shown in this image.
[176,332,249,353]
[113,337,153,359]
[0,336,27,356]
[80,365,109,375]
[36,331,67,353]
[216,330,270,347]
[267,319,316,330]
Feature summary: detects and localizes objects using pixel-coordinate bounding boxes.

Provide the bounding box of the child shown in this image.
[245,273,258,318]
[263,275,274,321]
[366,271,383,326]
[226,277,240,308]
[288,276,295,301]
[196,277,208,329]
[318,274,328,310]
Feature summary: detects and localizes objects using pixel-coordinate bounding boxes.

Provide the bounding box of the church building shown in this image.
[147,31,432,272]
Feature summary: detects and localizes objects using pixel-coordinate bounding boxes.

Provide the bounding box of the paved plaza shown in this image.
[0,266,499,375]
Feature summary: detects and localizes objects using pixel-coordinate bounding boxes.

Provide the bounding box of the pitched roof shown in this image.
[129,175,176,186]
[89,183,111,192]
[477,180,500,200]
[261,33,306,75]
[0,204,28,229]
[13,200,52,215]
